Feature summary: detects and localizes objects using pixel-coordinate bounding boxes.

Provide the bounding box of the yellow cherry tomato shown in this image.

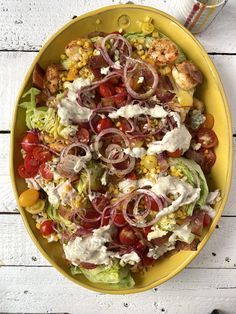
[25,199,45,214]
[19,189,39,207]
[142,155,158,169]
[202,113,214,129]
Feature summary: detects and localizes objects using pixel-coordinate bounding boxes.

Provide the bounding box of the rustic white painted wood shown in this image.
[1,1,236,313]
[1,267,236,314]
[1,53,236,132]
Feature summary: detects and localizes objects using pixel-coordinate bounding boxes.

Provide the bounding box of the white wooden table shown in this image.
[0,1,236,313]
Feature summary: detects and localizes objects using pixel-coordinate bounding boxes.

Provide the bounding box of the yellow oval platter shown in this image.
[10,4,232,294]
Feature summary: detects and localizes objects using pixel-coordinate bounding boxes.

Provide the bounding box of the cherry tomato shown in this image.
[126,171,137,180]
[142,256,155,267]
[115,86,126,94]
[96,118,114,133]
[80,262,97,269]
[119,119,131,133]
[77,128,90,144]
[24,154,40,173]
[32,147,52,163]
[39,163,53,180]
[113,212,127,226]
[40,220,54,236]
[133,242,146,257]
[21,133,39,152]
[167,149,183,158]
[144,195,159,211]
[197,128,218,148]
[18,164,36,178]
[185,148,216,173]
[203,213,212,227]
[114,93,127,105]
[119,226,139,245]
[99,83,114,98]
[202,113,214,129]
[19,189,39,207]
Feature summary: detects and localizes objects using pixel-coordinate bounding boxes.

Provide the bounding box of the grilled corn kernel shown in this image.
[36,223,40,229]
[142,155,158,170]
[159,66,171,75]
[137,50,145,56]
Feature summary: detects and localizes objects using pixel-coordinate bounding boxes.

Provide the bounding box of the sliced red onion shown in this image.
[122,189,163,228]
[109,156,135,176]
[61,142,91,159]
[101,34,132,68]
[157,153,169,173]
[124,58,158,100]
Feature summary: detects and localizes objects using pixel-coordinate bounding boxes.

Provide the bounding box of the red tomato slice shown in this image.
[96,118,114,133]
[167,148,183,158]
[119,118,131,133]
[40,220,54,236]
[197,128,218,148]
[185,148,216,173]
[203,213,212,227]
[24,154,40,173]
[144,195,159,212]
[39,163,53,180]
[21,133,39,152]
[32,147,52,163]
[18,164,36,178]
[115,86,126,94]
[99,83,115,98]
[77,128,90,144]
[113,212,127,226]
[80,209,101,229]
[119,226,139,245]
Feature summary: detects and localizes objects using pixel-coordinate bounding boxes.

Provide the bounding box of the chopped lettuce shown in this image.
[19,87,77,139]
[71,262,135,289]
[157,215,176,232]
[169,157,209,215]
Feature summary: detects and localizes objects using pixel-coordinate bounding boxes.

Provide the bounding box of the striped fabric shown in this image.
[176,0,228,34]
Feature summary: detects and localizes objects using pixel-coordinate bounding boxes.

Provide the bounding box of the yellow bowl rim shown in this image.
[10,3,233,294]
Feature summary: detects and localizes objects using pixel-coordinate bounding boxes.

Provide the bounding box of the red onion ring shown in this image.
[109,156,135,176]
[124,58,158,100]
[101,34,132,68]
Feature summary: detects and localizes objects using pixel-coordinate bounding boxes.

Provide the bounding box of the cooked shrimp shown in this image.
[172,61,203,91]
[147,38,179,65]
[45,64,60,94]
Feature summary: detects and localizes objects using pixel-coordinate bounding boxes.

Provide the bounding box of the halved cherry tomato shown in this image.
[197,128,218,148]
[167,149,183,158]
[24,154,40,173]
[80,262,97,269]
[119,226,139,245]
[114,93,127,105]
[96,118,114,133]
[32,147,52,163]
[18,164,36,178]
[119,118,131,133]
[77,127,90,144]
[40,220,54,236]
[133,241,146,257]
[202,113,214,129]
[126,171,137,180]
[142,256,155,267]
[203,213,212,227]
[115,86,126,94]
[39,163,53,180]
[80,209,101,229]
[99,83,115,98]
[185,148,216,173]
[19,189,39,207]
[113,212,127,226]
[144,195,159,211]
[21,133,39,152]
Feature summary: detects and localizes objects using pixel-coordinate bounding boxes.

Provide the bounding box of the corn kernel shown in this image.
[137,50,144,56]
[36,223,40,229]
[152,31,159,38]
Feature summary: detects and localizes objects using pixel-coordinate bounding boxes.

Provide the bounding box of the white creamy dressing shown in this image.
[147,242,175,259]
[147,225,168,241]
[118,175,200,219]
[115,252,141,266]
[123,147,146,158]
[63,225,113,266]
[57,77,93,125]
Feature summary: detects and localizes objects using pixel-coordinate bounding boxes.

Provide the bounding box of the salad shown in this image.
[17,18,220,288]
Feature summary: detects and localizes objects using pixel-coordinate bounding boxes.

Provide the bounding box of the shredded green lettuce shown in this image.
[71,262,135,289]
[19,87,77,139]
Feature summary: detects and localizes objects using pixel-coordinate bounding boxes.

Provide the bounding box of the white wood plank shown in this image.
[0,266,236,314]
[1,52,236,132]
[0,0,235,53]
[1,214,236,269]
[1,134,235,215]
